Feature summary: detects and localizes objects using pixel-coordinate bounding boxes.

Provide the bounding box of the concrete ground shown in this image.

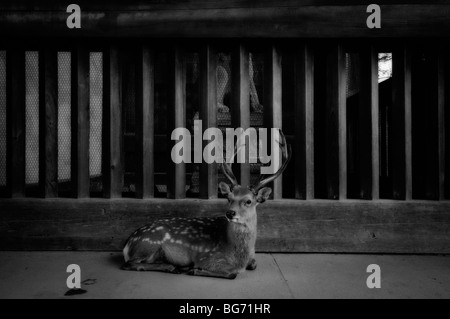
[0,252,449,299]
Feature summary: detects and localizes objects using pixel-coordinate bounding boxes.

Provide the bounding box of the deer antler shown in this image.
[250,130,292,193]
[221,141,244,187]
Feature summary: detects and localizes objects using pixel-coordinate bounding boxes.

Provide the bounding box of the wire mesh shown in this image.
[58,52,71,190]
[89,52,103,193]
[0,51,6,186]
[25,51,39,186]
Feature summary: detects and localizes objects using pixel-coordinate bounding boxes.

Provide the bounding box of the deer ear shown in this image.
[256,187,272,203]
[219,182,232,195]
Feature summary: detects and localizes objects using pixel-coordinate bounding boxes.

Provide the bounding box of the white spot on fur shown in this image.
[156,226,163,231]
[163,233,171,241]
[123,244,130,262]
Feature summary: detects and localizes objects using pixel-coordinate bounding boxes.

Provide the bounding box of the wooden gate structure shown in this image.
[0,1,449,253]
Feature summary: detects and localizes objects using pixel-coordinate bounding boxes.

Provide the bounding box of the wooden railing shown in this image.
[1,40,448,201]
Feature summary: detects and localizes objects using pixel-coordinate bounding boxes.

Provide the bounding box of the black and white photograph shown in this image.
[0,0,449,304]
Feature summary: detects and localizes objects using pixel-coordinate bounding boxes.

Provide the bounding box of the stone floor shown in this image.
[0,252,449,299]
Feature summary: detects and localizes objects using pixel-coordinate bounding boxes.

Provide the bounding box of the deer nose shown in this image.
[226,210,236,219]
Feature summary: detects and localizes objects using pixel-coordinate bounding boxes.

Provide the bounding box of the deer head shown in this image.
[219,131,292,225]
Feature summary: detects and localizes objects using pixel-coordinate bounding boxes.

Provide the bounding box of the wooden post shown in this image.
[6,48,26,198]
[446,46,450,200]
[359,45,379,200]
[392,45,412,200]
[326,43,347,200]
[231,44,250,188]
[103,44,123,199]
[264,45,283,199]
[167,45,186,199]
[438,48,446,200]
[199,44,218,199]
[294,43,314,200]
[135,45,154,199]
[39,48,58,198]
[71,45,90,198]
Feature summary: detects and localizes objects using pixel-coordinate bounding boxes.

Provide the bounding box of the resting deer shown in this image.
[122,132,291,279]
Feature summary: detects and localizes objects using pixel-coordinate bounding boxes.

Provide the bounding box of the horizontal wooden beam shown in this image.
[3,1,450,11]
[1,4,450,38]
[0,198,450,253]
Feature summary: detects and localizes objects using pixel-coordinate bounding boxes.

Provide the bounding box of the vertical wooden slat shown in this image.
[445,46,450,200]
[437,48,446,200]
[71,45,90,198]
[103,44,123,199]
[135,45,154,199]
[264,45,283,199]
[167,45,186,199]
[404,49,413,201]
[370,47,380,201]
[294,44,314,200]
[39,48,58,198]
[199,44,218,199]
[359,45,379,200]
[392,46,412,200]
[6,48,26,198]
[326,43,347,200]
[231,44,250,187]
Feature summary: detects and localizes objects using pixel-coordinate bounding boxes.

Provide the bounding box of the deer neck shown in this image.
[226,209,257,247]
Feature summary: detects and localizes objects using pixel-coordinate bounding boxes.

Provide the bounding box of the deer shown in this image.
[121,132,291,279]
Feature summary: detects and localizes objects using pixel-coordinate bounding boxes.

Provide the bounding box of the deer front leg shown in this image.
[246,258,257,270]
[187,268,238,280]
[246,246,257,270]
[121,262,182,274]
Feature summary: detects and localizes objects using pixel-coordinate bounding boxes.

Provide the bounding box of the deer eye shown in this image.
[246,200,252,205]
